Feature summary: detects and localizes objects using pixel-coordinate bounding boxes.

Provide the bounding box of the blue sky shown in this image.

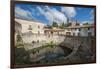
[15,3,95,25]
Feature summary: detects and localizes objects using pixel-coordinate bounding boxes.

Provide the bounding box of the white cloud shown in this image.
[61,7,76,18]
[90,10,94,20]
[37,6,67,24]
[48,8,67,24]
[37,6,54,24]
[15,6,32,19]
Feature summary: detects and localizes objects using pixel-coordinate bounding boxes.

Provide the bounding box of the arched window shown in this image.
[38,25,40,29]
[28,25,32,30]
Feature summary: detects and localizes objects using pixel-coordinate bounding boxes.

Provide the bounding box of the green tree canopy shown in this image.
[46,25,53,29]
[59,23,65,29]
[64,23,72,27]
[52,22,58,27]
[83,22,89,25]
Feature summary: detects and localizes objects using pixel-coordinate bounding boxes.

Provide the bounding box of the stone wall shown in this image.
[21,33,65,44]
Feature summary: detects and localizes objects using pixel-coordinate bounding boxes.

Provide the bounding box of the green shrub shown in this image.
[16,34,23,42]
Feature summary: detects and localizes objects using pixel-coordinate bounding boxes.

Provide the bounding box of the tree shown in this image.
[64,23,72,27]
[52,22,58,27]
[17,34,22,42]
[16,33,23,47]
[46,25,52,29]
[59,23,65,29]
[83,22,89,25]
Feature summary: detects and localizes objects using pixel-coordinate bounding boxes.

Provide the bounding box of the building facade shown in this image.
[15,18,46,43]
[65,23,94,36]
[15,18,46,34]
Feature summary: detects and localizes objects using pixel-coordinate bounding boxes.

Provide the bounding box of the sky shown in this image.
[15,3,95,25]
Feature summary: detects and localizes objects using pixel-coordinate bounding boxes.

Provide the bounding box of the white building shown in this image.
[15,18,46,34]
[15,18,46,43]
[65,23,95,36]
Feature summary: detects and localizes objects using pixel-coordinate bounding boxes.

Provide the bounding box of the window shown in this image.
[73,33,75,36]
[78,32,80,36]
[75,28,77,30]
[38,31,40,35]
[28,25,32,30]
[88,28,90,30]
[88,32,92,36]
[38,25,40,29]
[79,28,81,31]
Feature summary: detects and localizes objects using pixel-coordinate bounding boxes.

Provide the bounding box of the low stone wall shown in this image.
[21,34,65,44]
